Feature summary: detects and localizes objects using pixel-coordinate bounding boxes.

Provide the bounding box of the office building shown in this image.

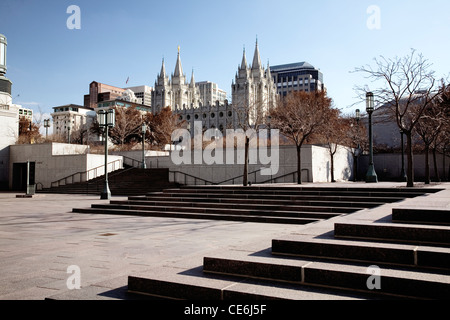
[270,62,325,97]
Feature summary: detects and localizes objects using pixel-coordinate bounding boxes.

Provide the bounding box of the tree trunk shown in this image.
[243,136,249,186]
[424,145,430,184]
[296,145,302,184]
[406,131,414,187]
[330,150,336,183]
[432,147,440,182]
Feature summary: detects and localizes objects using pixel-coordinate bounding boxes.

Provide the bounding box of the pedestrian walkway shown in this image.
[0,182,448,300]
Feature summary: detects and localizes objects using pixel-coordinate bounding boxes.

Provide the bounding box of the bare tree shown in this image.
[344,111,369,181]
[90,106,145,151]
[17,117,42,144]
[354,49,443,187]
[144,106,184,150]
[232,94,272,186]
[269,91,334,184]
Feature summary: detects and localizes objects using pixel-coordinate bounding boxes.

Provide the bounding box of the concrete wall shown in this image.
[0,105,18,189]
[357,153,450,181]
[9,143,123,189]
[115,144,354,185]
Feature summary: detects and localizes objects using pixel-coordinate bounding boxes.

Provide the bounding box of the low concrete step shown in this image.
[392,208,450,226]
[73,207,320,225]
[166,189,406,203]
[334,222,450,247]
[97,203,342,220]
[271,236,450,271]
[145,193,381,210]
[110,199,352,215]
[171,186,425,201]
[127,265,373,300]
[202,250,450,299]
[180,185,442,196]
[131,197,360,213]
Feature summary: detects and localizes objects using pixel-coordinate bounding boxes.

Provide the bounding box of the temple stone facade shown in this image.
[152,42,276,134]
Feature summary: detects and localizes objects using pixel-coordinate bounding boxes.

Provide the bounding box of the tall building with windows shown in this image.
[124,85,153,107]
[51,104,95,142]
[269,62,325,97]
[196,81,227,106]
[84,81,126,109]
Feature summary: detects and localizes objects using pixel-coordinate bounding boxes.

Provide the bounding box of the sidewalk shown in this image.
[0,182,448,300]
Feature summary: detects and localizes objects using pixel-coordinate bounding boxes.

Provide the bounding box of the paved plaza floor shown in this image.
[0,182,449,302]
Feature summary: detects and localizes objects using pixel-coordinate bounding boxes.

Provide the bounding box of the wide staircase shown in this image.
[73,185,437,225]
[73,185,450,300]
[41,168,179,196]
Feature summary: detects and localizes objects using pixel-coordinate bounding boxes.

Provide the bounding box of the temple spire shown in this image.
[160,58,166,77]
[190,68,195,87]
[240,45,247,70]
[174,46,183,77]
[252,37,262,70]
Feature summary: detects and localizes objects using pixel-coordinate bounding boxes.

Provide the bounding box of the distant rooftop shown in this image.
[270,62,316,72]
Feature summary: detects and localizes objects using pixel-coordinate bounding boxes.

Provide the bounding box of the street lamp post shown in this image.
[98,109,115,200]
[354,109,361,182]
[365,92,378,183]
[67,123,71,144]
[141,122,147,169]
[43,119,50,141]
[399,129,407,181]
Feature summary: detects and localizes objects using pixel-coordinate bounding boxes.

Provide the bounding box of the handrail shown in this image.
[169,168,311,186]
[215,168,264,185]
[169,170,215,185]
[50,159,122,188]
[259,169,310,184]
[122,155,143,168]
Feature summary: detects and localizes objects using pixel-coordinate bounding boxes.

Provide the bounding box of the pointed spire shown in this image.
[160,58,166,77]
[266,59,272,78]
[252,37,262,70]
[240,45,247,70]
[190,68,195,87]
[174,46,183,77]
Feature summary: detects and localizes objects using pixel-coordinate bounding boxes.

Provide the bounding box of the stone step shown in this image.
[162,188,424,199]
[158,191,405,203]
[73,207,320,225]
[146,193,383,209]
[110,199,353,215]
[127,265,374,300]
[92,203,343,220]
[180,185,442,195]
[131,197,360,213]
[271,236,450,271]
[392,208,450,226]
[202,250,450,299]
[334,222,450,247]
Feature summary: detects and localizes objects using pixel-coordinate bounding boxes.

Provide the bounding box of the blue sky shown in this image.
[1,0,450,120]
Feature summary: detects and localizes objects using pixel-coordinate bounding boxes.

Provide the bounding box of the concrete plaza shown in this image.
[0,182,449,300]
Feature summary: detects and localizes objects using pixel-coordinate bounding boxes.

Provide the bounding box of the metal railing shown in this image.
[169,168,311,186]
[169,170,215,185]
[122,155,143,168]
[50,159,123,188]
